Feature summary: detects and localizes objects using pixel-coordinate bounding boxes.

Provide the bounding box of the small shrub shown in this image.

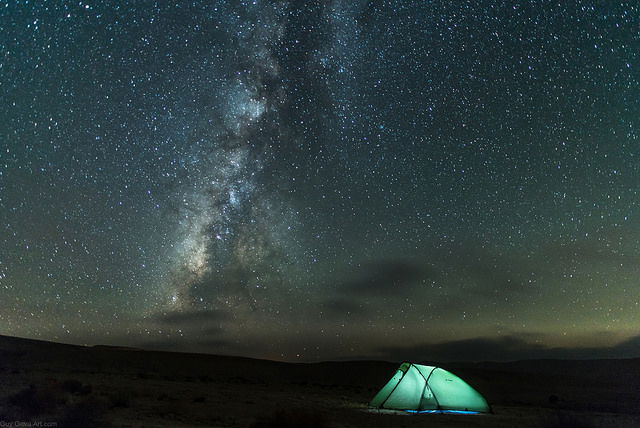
[0,402,21,421]
[58,397,110,428]
[542,411,598,428]
[61,379,83,394]
[7,385,58,416]
[198,375,213,382]
[108,392,130,409]
[251,408,331,428]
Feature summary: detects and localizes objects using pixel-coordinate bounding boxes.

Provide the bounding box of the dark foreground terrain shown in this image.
[0,335,639,427]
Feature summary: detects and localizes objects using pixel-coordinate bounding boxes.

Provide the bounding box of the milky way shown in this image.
[2,1,640,361]
[163,2,290,312]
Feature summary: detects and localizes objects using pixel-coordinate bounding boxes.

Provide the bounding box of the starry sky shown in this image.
[1,0,639,362]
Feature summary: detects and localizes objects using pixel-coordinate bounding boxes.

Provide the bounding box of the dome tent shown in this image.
[369,362,490,413]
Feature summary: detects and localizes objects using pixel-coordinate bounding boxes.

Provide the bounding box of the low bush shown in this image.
[7,385,58,416]
[251,408,331,428]
[107,392,130,409]
[61,379,83,394]
[542,411,599,428]
[58,397,110,428]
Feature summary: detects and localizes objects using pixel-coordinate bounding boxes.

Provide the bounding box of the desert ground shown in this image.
[0,334,638,427]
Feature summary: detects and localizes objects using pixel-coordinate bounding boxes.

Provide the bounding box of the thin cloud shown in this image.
[375,334,640,362]
[154,309,231,325]
[337,260,430,296]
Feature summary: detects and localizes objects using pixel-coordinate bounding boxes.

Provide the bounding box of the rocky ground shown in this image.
[1,335,639,427]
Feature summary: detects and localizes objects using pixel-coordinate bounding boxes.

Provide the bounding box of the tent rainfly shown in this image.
[369,362,491,413]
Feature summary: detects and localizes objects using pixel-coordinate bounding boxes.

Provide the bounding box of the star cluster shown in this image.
[1,0,639,361]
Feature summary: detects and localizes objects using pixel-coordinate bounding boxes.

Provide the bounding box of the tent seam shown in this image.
[414,364,431,411]
[378,362,409,408]
[424,366,441,410]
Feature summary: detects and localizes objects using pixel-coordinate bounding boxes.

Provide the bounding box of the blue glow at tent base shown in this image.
[405,410,480,415]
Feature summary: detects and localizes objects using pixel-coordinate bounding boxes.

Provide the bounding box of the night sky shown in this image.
[2,1,639,362]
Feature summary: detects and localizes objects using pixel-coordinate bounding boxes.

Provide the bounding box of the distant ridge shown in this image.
[2,333,640,365]
[0,333,85,349]
[91,345,143,351]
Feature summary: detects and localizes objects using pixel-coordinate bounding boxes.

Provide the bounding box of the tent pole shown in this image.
[378,363,409,409]
[423,366,442,411]
[415,364,431,411]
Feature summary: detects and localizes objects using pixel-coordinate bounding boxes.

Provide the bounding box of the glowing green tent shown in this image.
[370,362,490,413]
